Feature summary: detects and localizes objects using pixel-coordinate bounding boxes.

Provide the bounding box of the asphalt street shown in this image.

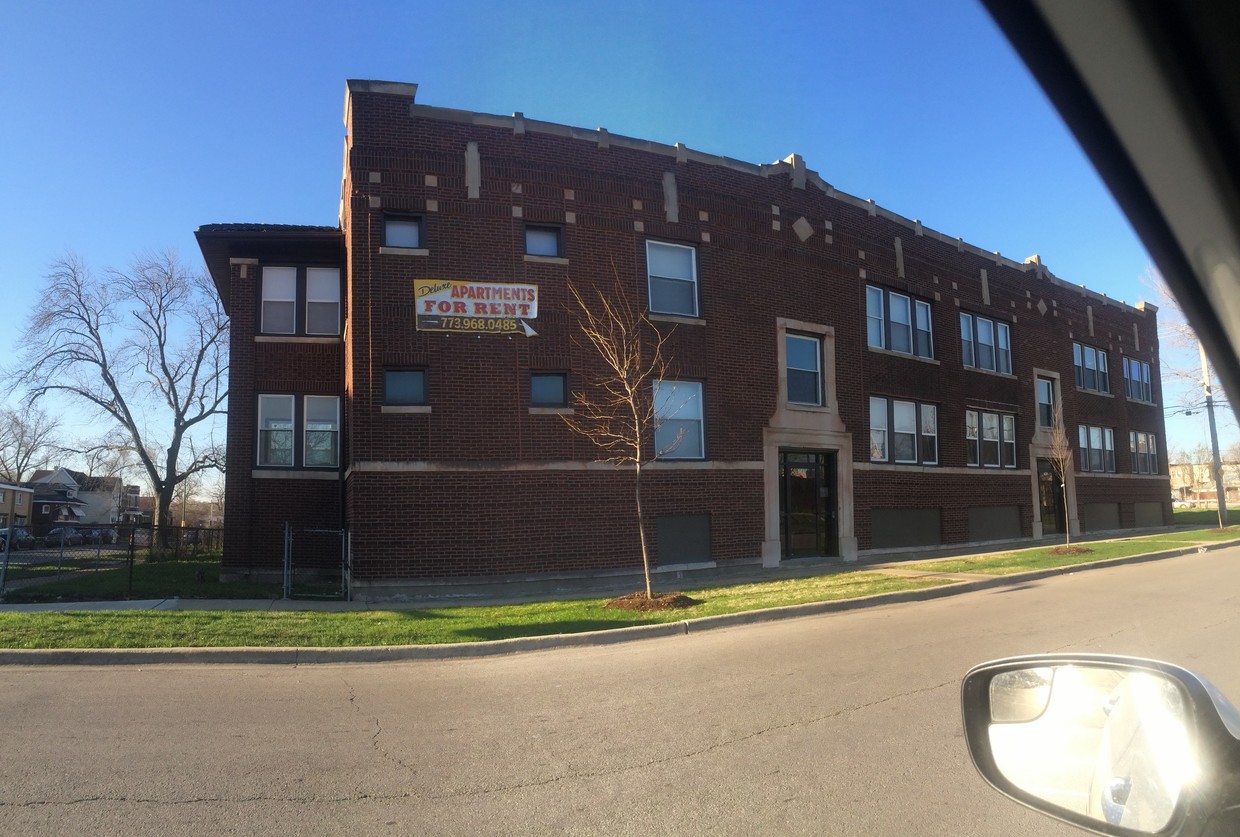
[1,548,1238,835]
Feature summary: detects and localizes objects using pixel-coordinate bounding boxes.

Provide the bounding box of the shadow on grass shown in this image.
[456,617,666,641]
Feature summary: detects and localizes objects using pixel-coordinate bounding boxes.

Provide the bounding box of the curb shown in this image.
[0,539,1234,666]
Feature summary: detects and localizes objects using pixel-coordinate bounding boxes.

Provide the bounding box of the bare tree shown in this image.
[1046,400,1075,545]
[1146,268,1235,427]
[559,280,682,599]
[6,251,227,533]
[0,405,62,483]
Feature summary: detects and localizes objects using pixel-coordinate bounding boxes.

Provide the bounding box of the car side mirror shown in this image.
[962,655,1240,836]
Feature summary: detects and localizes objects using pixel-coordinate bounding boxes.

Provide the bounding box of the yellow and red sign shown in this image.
[414,279,539,336]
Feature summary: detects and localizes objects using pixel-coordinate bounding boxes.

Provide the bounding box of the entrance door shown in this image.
[1037,459,1065,534]
[779,451,838,557]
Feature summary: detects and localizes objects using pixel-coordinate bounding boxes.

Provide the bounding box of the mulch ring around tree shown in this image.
[1045,546,1094,556]
[604,592,703,611]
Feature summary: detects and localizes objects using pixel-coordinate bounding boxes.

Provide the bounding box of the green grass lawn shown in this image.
[2,520,1237,650]
[0,571,950,648]
[918,527,1240,576]
[1172,508,1235,527]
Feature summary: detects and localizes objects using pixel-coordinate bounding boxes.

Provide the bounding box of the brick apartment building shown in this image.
[196,79,1170,591]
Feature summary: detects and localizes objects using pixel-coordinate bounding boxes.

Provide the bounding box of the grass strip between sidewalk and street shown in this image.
[0,521,1235,649]
[0,572,952,649]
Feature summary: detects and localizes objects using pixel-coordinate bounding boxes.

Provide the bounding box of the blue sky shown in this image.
[1,0,1231,456]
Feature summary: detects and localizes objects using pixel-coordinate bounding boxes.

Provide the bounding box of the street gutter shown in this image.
[1,538,1235,666]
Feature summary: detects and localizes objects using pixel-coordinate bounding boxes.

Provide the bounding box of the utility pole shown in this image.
[1199,341,1228,526]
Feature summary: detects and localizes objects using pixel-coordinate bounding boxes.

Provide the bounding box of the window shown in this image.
[531,372,568,407]
[867,287,933,358]
[1036,377,1056,428]
[258,395,294,466]
[525,225,561,257]
[384,370,426,405]
[869,396,888,461]
[304,396,340,468]
[785,334,823,406]
[1123,357,1153,402]
[870,398,938,465]
[965,409,1018,468]
[384,216,422,248]
[261,266,342,336]
[960,312,1012,374]
[261,267,296,334]
[646,241,698,317]
[1078,425,1116,472]
[15,493,23,507]
[653,380,703,458]
[306,268,341,335]
[1074,342,1110,392]
[1130,431,1158,474]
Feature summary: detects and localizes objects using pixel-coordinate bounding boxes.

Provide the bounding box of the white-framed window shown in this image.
[870,397,938,465]
[653,379,704,458]
[384,369,427,405]
[1074,342,1110,392]
[304,396,340,468]
[1036,376,1056,428]
[384,215,422,248]
[1130,431,1158,474]
[960,312,1012,374]
[1123,357,1153,402]
[530,372,569,407]
[646,241,698,317]
[1078,425,1116,472]
[965,408,1017,468]
[785,333,823,406]
[867,286,933,358]
[306,268,341,335]
[258,394,294,466]
[261,266,297,335]
[525,225,562,257]
[15,493,24,507]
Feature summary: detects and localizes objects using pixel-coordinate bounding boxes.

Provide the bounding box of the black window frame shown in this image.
[869,396,938,465]
[965,408,1018,469]
[258,264,343,337]
[524,224,563,258]
[785,332,824,407]
[1078,424,1116,472]
[960,312,1013,374]
[1130,430,1158,475]
[1073,342,1111,393]
[1122,356,1154,403]
[530,371,569,407]
[256,393,342,470]
[384,369,428,406]
[866,286,934,359]
[383,214,424,249]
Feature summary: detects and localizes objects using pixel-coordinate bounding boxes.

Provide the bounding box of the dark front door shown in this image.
[779,451,838,557]
[1037,459,1065,534]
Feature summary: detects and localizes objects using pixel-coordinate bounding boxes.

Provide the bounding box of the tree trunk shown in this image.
[156,482,177,548]
[1062,479,1071,546]
[635,462,652,599]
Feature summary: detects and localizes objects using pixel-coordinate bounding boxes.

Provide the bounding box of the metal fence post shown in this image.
[0,522,12,595]
[127,527,136,600]
[282,522,292,600]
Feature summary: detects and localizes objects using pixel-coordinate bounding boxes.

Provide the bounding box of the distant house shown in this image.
[0,483,35,530]
[27,468,128,524]
[1168,461,1240,504]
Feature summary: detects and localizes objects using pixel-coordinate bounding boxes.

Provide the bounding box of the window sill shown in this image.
[529,406,573,415]
[786,402,831,413]
[381,405,432,414]
[251,469,341,481]
[866,346,939,365]
[1126,398,1158,407]
[962,364,1016,379]
[379,246,429,256]
[649,312,705,326]
[1075,387,1115,398]
[523,255,568,265]
[256,335,342,344]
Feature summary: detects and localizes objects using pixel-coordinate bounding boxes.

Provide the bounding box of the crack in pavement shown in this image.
[341,675,419,775]
[0,792,418,808]
[429,678,957,800]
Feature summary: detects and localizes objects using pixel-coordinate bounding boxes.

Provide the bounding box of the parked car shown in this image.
[44,527,84,547]
[78,528,101,545]
[11,528,36,549]
[97,528,118,544]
